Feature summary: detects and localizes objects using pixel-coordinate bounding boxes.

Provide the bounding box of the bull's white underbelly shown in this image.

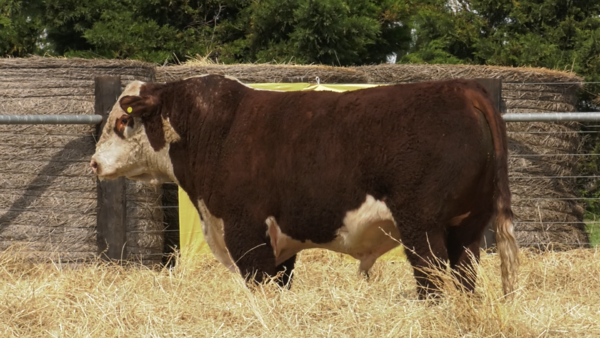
[197,195,401,274]
[267,195,400,273]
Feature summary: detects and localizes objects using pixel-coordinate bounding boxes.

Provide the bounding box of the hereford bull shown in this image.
[90,75,519,298]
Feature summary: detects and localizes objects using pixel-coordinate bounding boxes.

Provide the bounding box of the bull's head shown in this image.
[90,81,180,185]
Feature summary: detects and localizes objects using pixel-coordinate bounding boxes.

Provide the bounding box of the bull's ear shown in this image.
[119,94,159,118]
[118,90,167,151]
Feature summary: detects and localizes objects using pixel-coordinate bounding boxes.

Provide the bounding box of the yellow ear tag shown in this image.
[126,107,133,114]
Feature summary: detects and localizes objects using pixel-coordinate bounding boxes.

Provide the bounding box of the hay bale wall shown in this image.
[0,57,166,263]
[156,64,368,84]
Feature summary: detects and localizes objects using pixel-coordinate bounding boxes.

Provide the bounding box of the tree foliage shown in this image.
[229,0,412,65]
[30,0,249,63]
[0,0,42,56]
[404,0,600,82]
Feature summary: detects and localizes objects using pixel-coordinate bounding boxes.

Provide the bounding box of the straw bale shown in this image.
[0,144,93,159]
[0,134,93,149]
[0,87,93,99]
[0,97,94,116]
[126,247,162,254]
[514,231,589,250]
[505,119,585,247]
[0,249,95,262]
[0,240,96,253]
[0,210,94,228]
[505,100,576,112]
[0,57,162,262]
[512,199,583,215]
[502,91,577,103]
[0,159,92,176]
[353,64,582,84]
[503,83,582,94]
[0,224,94,242]
[0,189,96,200]
[0,56,155,83]
[126,232,164,251]
[125,180,162,196]
[124,180,164,263]
[510,134,579,154]
[508,131,586,247]
[0,173,93,189]
[0,193,95,210]
[511,208,578,223]
[516,220,585,231]
[0,125,97,136]
[127,204,163,220]
[509,177,573,195]
[156,64,368,84]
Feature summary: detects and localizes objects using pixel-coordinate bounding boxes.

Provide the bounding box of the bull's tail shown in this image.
[471,83,519,297]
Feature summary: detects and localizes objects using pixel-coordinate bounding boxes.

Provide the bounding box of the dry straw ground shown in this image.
[1,247,599,337]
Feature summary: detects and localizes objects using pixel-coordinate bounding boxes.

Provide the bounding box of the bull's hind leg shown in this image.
[394,222,449,299]
[446,214,490,292]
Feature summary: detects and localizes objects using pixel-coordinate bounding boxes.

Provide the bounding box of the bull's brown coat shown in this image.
[95,75,519,298]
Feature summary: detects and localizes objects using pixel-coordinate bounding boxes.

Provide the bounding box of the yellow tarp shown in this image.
[178,83,405,261]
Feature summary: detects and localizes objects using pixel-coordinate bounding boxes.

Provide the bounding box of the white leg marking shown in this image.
[197,199,236,272]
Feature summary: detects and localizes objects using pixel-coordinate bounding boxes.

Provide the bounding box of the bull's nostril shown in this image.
[90,159,98,173]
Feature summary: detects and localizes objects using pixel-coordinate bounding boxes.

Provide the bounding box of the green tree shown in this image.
[403,0,600,83]
[224,0,412,65]
[0,0,42,57]
[11,0,248,63]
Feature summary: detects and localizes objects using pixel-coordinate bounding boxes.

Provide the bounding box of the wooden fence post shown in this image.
[94,76,127,260]
[475,78,504,249]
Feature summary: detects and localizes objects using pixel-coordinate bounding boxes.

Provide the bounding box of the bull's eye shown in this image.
[114,115,133,138]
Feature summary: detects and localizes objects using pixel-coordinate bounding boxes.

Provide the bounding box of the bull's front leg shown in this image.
[224,216,295,287]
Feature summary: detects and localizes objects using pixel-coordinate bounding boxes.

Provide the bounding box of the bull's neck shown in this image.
[167,79,248,203]
[148,143,179,185]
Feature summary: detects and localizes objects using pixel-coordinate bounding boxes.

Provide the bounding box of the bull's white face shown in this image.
[90,81,178,185]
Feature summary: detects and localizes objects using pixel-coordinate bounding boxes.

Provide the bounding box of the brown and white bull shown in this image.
[90,75,519,298]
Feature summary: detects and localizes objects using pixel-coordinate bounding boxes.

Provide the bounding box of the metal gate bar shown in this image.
[2,113,600,124]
